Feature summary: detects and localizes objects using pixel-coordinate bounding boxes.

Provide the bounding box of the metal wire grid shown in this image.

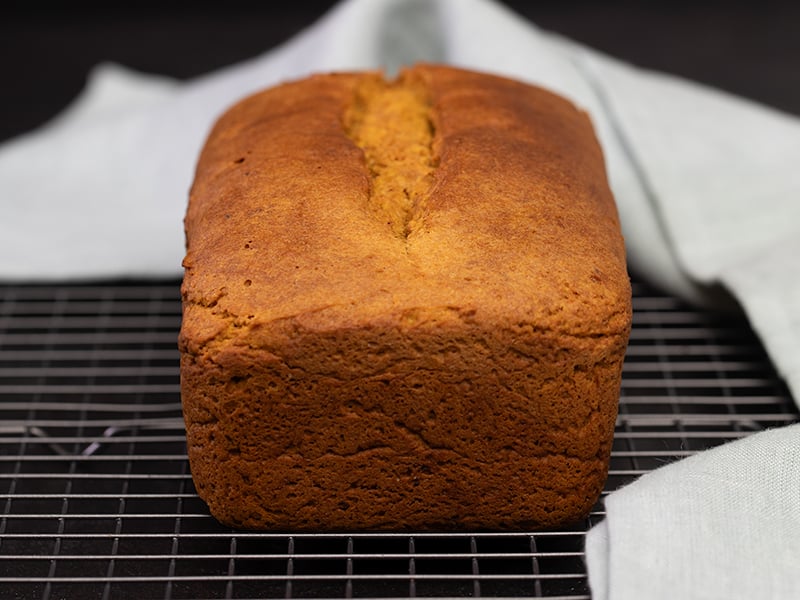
[0,279,797,600]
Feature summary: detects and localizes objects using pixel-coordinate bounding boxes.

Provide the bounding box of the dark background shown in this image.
[2,0,799,144]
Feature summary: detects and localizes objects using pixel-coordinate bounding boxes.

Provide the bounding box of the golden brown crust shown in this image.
[180,64,632,531]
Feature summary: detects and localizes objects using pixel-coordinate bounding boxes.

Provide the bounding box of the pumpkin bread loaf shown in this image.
[179,64,632,531]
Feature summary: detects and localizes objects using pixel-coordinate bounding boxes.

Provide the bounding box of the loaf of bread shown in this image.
[179,64,632,531]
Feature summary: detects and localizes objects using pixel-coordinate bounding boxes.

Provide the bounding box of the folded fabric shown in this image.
[586,424,800,600]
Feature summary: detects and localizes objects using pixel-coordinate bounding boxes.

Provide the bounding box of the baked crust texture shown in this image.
[179,64,632,531]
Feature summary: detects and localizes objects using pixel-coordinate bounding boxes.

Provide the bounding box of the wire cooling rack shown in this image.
[0,278,797,599]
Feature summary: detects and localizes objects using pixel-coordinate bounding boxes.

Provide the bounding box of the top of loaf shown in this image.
[180,64,631,354]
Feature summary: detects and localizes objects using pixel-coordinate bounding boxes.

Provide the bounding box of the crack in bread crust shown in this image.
[343,73,435,239]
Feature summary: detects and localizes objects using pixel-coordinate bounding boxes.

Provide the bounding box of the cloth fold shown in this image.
[586,424,800,600]
[2,1,799,597]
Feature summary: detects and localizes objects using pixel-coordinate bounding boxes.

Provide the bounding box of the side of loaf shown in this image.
[179,64,632,531]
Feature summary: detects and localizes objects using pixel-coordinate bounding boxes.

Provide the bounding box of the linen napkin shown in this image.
[586,424,800,600]
[1,1,799,597]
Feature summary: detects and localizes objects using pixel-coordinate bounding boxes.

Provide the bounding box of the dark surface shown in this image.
[2,1,799,143]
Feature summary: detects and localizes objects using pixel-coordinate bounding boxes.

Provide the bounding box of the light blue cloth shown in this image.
[586,424,800,600]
